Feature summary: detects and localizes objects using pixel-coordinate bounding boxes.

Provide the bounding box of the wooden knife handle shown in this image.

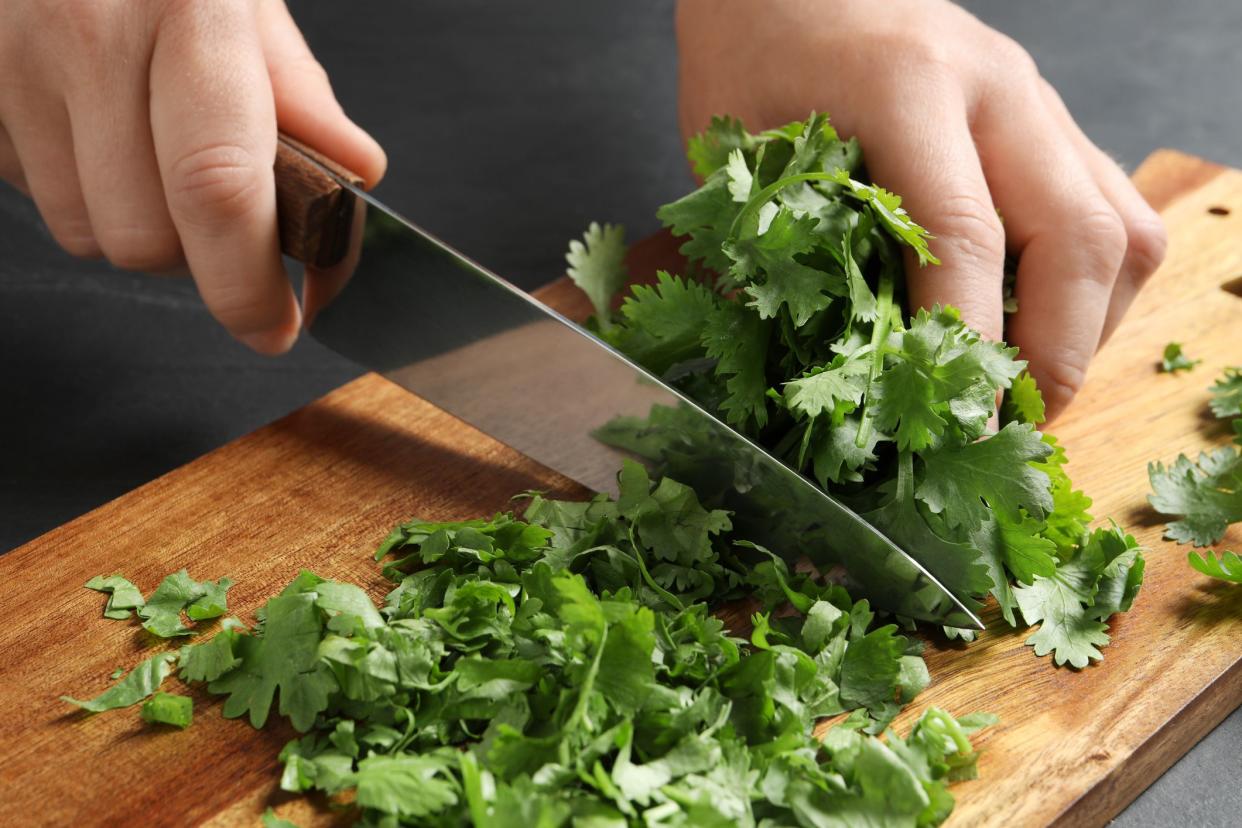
[274,133,364,268]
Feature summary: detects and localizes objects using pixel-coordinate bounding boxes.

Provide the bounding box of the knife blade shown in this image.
[273,136,984,630]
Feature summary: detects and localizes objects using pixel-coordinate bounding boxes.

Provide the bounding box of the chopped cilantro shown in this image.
[66,461,994,825]
[1160,342,1200,373]
[62,652,175,713]
[85,574,144,620]
[141,692,193,729]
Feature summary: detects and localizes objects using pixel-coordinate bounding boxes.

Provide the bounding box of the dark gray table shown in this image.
[1,2,1236,824]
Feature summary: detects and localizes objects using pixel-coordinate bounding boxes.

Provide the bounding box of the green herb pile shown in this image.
[567,114,1143,667]
[68,462,993,826]
[1149,364,1242,582]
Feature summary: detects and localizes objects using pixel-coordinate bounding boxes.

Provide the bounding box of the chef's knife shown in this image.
[272,136,984,630]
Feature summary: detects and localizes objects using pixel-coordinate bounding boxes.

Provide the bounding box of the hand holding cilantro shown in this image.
[676,0,1167,419]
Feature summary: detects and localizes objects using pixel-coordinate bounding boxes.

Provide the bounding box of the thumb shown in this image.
[257,0,387,188]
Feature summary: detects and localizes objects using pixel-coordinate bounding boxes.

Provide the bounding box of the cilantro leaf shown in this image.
[656,171,738,274]
[179,621,245,682]
[1210,367,1242,418]
[782,357,868,422]
[85,574,144,620]
[1003,372,1046,425]
[1013,527,1144,668]
[1160,342,1200,373]
[1148,446,1242,547]
[62,652,176,712]
[566,221,628,323]
[138,569,233,637]
[701,300,772,429]
[687,115,757,178]
[729,207,844,325]
[207,590,335,731]
[354,753,460,819]
[613,270,718,375]
[828,169,939,265]
[141,692,193,729]
[1188,550,1242,583]
[725,148,754,203]
[872,307,1023,451]
[916,422,1054,531]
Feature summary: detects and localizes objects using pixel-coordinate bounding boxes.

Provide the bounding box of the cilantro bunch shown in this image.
[568,114,1144,666]
[68,462,994,826]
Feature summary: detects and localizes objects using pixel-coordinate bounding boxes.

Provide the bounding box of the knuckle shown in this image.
[1122,212,1168,281]
[897,38,956,84]
[991,34,1039,81]
[932,193,1007,268]
[98,225,183,272]
[1041,360,1088,406]
[1071,202,1127,281]
[168,142,265,223]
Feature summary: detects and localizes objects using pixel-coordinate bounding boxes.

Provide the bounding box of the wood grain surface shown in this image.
[1,149,1238,827]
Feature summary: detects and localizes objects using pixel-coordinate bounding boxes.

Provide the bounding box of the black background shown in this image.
[1,2,1238,823]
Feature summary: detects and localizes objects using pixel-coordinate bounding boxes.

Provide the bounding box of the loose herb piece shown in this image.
[69,464,993,826]
[62,652,176,713]
[1160,342,1200,373]
[1188,550,1242,583]
[1148,447,1242,546]
[84,568,233,638]
[85,575,145,620]
[141,692,193,729]
[1211,366,1242,418]
[1150,366,1242,563]
[570,113,1142,665]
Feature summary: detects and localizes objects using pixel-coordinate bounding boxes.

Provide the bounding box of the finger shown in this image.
[857,81,1005,342]
[301,198,367,327]
[975,79,1127,421]
[1038,81,1167,344]
[256,0,386,188]
[0,123,29,194]
[2,99,99,256]
[64,15,182,273]
[149,0,298,354]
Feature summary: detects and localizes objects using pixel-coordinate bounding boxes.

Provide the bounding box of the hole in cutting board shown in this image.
[1223,274,1242,299]
[1208,205,1230,216]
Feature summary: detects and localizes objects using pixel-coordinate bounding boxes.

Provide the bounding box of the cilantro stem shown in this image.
[925,708,973,755]
[727,172,846,241]
[895,450,915,502]
[559,625,608,766]
[855,263,895,448]
[625,527,686,611]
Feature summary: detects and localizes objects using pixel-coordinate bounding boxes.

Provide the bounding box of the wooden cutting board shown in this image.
[1,150,1238,827]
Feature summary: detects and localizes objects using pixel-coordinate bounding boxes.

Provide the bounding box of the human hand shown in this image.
[0,0,385,354]
[676,0,1167,420]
